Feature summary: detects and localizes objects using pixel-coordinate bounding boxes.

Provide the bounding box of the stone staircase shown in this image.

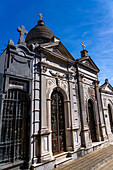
[55,144,113,170]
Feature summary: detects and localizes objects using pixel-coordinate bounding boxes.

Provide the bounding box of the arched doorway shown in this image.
[51,89,66,155]
[88,99,97,142]
[0,89,30,165]
[108,104,113,133]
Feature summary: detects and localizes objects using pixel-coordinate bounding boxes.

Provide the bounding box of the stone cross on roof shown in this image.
[17,25,28,45]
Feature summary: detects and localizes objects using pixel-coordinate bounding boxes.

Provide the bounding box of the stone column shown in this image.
[95,81,107,141]
[77,73,92,148]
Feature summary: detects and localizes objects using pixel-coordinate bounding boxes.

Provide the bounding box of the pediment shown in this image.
[77,56,100,73]
[104,85,113,92]
[100,81,113,93]
[39,41,75,62]
[53,48,62,56]
[56,42,75,61]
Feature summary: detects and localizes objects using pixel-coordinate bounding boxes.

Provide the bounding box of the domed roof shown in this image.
[26,20,55,44]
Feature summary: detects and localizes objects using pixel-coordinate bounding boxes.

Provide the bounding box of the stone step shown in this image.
[54,152,68,162]
[55,157,73,168]
[55,144,113,170]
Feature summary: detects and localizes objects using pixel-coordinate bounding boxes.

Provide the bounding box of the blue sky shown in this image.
[0,0,113,85]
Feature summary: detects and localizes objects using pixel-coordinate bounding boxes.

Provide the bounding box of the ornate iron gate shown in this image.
[0,89,29,164]
[51,90,65,155]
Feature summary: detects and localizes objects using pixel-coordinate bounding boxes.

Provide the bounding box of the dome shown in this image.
[26,20,55,44]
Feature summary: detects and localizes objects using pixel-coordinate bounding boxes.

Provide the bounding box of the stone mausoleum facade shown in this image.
[0,15,113,170]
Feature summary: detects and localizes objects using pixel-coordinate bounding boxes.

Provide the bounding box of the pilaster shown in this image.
[77,73,92,148]
[68,73,80,151]
[39,63,52,162]
[95,81,107,141]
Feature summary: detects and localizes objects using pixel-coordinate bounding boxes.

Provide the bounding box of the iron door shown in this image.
[51,90,65,155]
[108,104,113,133]
[88,100,97,142]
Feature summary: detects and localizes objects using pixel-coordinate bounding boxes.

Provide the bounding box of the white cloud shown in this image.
[99,30,113,35]
[102,49,113,54]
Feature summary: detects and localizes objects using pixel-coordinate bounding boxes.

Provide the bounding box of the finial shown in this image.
[105,79,108,83]
[81,42,85,50]
[38,13,43,20]
[8,39,14,45]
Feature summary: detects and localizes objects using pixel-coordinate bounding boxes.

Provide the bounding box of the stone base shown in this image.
[108,133,113,142]
[0,160,24,170]
[40,152,52,163]
[31,140,109,170]
[31,159,55,170]
[71,140,109,160]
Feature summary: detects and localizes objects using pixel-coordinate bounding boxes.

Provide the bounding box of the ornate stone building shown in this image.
[0,15,113,170]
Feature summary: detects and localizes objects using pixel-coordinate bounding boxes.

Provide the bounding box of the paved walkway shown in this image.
[97,158,113,170]
[55,144,113,170]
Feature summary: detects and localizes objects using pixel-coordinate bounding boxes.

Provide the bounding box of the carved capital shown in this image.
[68,72,73,80]
[41,65,48,73]
[77,73,84,82]
[95,80,100,87]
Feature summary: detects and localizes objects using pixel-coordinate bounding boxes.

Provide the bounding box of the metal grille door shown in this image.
[51,90,65,155]
[0,89,29,164]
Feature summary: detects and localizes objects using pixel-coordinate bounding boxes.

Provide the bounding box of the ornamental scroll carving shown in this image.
[47,78,56,89]
[60,80,68,92]
[88,87,95,99]
[49,71,66,78]
[46,78,68,92]
[11,55,31,68]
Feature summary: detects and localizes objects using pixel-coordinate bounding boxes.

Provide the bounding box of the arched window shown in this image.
[88,99,97,142]
[108,104,113,133]
[0,89,30,165]
[51,89,66,155]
